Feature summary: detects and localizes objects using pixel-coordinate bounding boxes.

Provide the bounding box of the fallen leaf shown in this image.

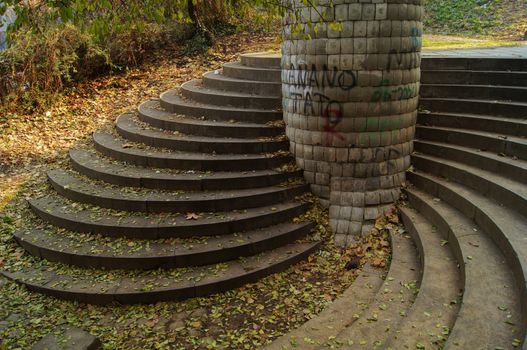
[186,212,200,220]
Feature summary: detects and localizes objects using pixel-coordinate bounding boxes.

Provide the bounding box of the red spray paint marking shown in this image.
[323,107,345,146]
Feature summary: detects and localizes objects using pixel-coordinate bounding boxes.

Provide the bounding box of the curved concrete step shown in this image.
[222,62,281,82]
[405,184,525,350]
[29,195,309,239]
[116,113,288,154]
[240,52,281,69]
[416,125,527,160]
[70,149,301,191]
[387,206,461,349]
[421,84,527,102]
[160,89,282,124]
[202,71,281,96]
[419,97,527,119]
[327,231,420,349]
[414,140,527,185]
[180,80,281,110]
[418,112,527,137]
[14,221,314,270]
[412,153,527,216]
[47,169,308,213]
[138,100,284,139]
[420,70,527,86]
[421,57,527,72]
[93,132,293,171]
[2,242,322,304]
[263,264,385,350]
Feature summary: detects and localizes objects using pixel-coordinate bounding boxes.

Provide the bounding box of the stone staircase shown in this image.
[3,53,322,304]
[265,56,527,349]
[4,51,527,348]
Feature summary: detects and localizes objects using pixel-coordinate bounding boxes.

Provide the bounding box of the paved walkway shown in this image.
[423,43,527,58]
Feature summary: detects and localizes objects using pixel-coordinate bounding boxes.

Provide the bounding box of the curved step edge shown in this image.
[116,113,288,154]
[160,89,282,124]
[138,100,284,139]
[29,196,310,239]
[2,241,322,305]
[47,168,309,213]
[70,148,302,191]
[385,206,461,349]
[406,176,527,348]
[14,221,315,270]
[93,131,293,171]
[180,79,281,110]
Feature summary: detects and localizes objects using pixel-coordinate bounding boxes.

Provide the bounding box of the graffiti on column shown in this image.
[286,62,357,145]
[322,103,345,145]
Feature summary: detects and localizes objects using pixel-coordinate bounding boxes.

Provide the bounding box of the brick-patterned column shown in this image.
[282,0,423,246]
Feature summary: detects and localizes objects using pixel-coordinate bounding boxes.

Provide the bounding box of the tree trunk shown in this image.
[282,0,423,246]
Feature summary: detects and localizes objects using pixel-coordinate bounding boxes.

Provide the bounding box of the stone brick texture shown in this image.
[282,0,423,246]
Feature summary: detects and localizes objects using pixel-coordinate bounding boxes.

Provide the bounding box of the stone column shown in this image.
[282,0,423,246]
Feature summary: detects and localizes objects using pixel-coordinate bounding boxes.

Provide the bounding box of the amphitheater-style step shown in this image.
[418,111,527,137]
[222,62,281,82]
[405,183,525,349]
[421,57,527,71]
[180,80,281,109]
[160,89,282,123]
[29,194,309,239]
[4,242,321,305]
[420,84,527,102]
[420,70,527,86]
[3,52,320,305]
[47,168,308,213]
[138,100,284,139]
[14,220,315,270]
[70,148,301,191]
[414,139,527,184]
[323,231,421,349]
[93,132,293,171]
[416,125,527,160]
[202,71,281,96]
[116,113,288,154]
[384,206,461,350]
[414,55,527,348]
[419,97,527,119]
[411,152,527,215]
[240,52,281,68]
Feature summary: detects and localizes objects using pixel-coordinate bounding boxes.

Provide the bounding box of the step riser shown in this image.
[414,140,527,184]
[138,109,283,138]
[70,154,302,191]
[181,82,282,110]
[240,55,281,69]
[416,126,527,160]
[160,96,282,124]
[420,85,527,103]
[417,114,527,137]
[49,175,309,213]
[421,57,527,71]
[94,140,293,171]
[15,222,315,270]
[7,242,321,304]
[116,122,289,154]
[222,65,281,82]
[29,200,310,239]
[411,155,527,216]
[421,71,527,86]
[203,74,281,96]
[419,99,527,119]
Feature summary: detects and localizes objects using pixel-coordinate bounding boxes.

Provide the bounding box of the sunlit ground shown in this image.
[423,34,525,50]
